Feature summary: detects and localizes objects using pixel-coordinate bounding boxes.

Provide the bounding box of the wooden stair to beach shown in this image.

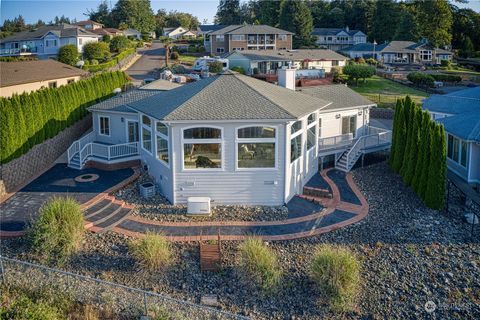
[200,233,222,272]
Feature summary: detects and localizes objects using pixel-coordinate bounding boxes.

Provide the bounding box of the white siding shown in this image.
[318,108,369,139]
[469,143,480,183]
[92,111,137,144]
[171,122,287,205]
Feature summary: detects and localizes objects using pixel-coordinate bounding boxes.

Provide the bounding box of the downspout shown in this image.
[283,122,290,205]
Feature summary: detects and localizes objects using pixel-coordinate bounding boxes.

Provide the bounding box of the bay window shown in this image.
[156,122,169,165]
[237,126,276,169]
[183,127,222,169]
[307,113,316,150]
[141,115,152,153]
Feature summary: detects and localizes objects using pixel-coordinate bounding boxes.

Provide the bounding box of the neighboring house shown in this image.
[341,39,453,65]
[74,20,104,30]
[422,87,480,187]
[209,25,293,54]
[197,24,226,52]
[123,28,142,40]
[0,59,87,97]
[67,70,390,206]
[312,27,367,51]
[0,24,100,57]
[224,49,347,75]
[92,28,124,37]
[163,27,196,39]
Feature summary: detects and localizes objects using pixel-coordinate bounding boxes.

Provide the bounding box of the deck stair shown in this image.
[83,195,133,233]
[200,233,222,272]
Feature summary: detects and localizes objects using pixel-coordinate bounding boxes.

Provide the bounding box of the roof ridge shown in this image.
[233,74,298,119]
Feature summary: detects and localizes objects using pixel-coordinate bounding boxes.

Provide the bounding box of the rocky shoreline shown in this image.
[2,162,479,319]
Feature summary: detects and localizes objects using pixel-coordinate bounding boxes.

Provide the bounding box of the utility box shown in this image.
[187,197,211,215]
[139,182,155,198]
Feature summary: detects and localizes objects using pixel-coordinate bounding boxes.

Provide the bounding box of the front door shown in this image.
[127,121,139,142]
[342,116,357,138]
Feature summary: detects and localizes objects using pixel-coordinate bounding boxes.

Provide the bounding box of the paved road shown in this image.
[126,41,165,85]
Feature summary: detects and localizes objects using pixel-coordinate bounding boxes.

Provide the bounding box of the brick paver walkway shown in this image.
[112,168,369,241]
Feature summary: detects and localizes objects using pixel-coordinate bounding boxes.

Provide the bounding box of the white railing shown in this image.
[67,131,95,162]
[77,142,139,168]
[319,133,354,150]
[343,128,392,171]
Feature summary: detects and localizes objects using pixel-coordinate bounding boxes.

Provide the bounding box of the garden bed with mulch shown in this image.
[2,162,479,319]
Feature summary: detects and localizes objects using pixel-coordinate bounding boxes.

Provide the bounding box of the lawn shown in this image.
[350,75,429,108]
[177,54,197,66]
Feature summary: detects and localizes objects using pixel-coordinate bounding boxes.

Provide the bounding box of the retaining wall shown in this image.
[0,114,92,201]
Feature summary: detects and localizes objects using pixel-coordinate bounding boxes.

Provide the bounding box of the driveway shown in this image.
[126,41,165,85]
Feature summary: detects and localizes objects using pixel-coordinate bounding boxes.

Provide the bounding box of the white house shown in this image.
[163,27,196,39]
[311,27,367,51]
[123,28,142,40]
[67,70,390,205]
[0,24,100,57]
[422,87,480,187]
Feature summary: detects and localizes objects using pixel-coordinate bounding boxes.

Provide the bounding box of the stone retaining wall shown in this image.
[0,114,92,200]
[370,107,395,119]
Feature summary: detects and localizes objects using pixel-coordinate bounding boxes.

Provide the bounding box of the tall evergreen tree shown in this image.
[371,0,399,43]
[404,105,421,185]
[252,0,281,26]
[400,97,416,177]
[392,100,406,173]
[418,121,435,200]
[411,111,431,193]
[393,5,417,41]
[279,0,314,48]
[111,0,155,33]
[215,0,242,24]
[86,0,112,27]
[414,0,453,47]
[389,99,402,168]
[425,124,447,209]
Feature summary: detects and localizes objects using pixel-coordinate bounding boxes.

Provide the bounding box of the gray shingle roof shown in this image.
[197,25,227,33]
[210,25,293,35]
[311,28,365,37]
[340,42,388,52]
[87,90,161,113]
[423,87,480,142]
[299,84,375,111]
[127,72,330,121]
[226,49,347,62]
[139,79,183,91]
[0,60,87,87]
[0,24,99,43]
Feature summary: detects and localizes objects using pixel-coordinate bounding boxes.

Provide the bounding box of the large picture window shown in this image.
[237,126,276,169]
[183,127,222,169]
[447,134,468,168]
[307,114,316,150]
[291,120,303,163]
[156,121,169,165]
[141,115,152,153]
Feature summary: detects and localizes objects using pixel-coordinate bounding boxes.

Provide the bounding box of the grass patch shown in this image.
[129,232,172,271]
[310,244,360,312]
[177,54,197,66]
[30,197,84,265]
[237,237,281,293]
[350,75,428,108]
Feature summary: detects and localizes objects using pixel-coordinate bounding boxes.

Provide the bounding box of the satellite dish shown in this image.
[113,88,122,94]
[76,60,85,68]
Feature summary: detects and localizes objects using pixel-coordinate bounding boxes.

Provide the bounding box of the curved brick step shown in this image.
[92,207,132,233]
[84,198,113,219]
[87,202,124,226]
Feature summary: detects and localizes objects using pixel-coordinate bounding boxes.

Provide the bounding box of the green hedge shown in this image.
[407,72,435,87]
[0,71,129,164]
[430,73,462,83]
[83,48,135,72]
[389,96,447,209]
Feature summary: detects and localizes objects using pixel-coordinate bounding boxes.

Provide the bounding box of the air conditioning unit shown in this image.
[187,197,211,215]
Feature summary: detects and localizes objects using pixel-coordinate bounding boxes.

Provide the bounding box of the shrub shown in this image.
[90,59,99,65]
[109,36,130,52]
[83,41,110,61]
[365,58,378,66]
[343,63,375,85]
[170,51,179,60]
[237,238,281,293]
[430,73,461,83]
[208,61,224,73]
[30,197,84,264]
[407,72,434,87]
[354,57,365,64]
[440,59,451,69]
[230,66,246,74]
[0,294,63,320]
[102,35,111,43]
[129,232,172,271]
[170,64,186,74]
[310,244,360,312]
[58,44,78,66]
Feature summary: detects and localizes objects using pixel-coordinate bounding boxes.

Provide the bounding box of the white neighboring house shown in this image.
[163,27,196,39]
[422,87,480,187]
[123,28,142,40]
[67,69,391,206]
[0,24,100,57]
[311,27,367,51]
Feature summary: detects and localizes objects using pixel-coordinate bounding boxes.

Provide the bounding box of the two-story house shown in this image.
[312,27,367,51]
[209,25,293,55]
[197,25,227,53]
[0,24,100,58]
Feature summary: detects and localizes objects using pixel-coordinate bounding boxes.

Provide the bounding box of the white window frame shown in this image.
[235,125,278,171]
[306,113,317,151]
[216,35,224,42]
[447,133,468,168]
[181,125,224,171]
[155,121,169,168]
[420,50,432,61]
[125,119,139,142]
[290,120,303,164]
[98,116,110,136]
[231,35,245,41]
[278,34,287,41]
[140,114,153,155]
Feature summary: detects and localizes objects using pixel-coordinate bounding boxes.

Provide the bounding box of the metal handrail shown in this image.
[75,141,139,169]
[344,129,392,171]
[318,133,354,150]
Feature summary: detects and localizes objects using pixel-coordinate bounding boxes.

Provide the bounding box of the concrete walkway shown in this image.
[126,42,165,85]
[112,168,369,241]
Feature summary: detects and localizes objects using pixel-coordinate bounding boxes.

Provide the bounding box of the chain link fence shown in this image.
[0,256,249,320]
